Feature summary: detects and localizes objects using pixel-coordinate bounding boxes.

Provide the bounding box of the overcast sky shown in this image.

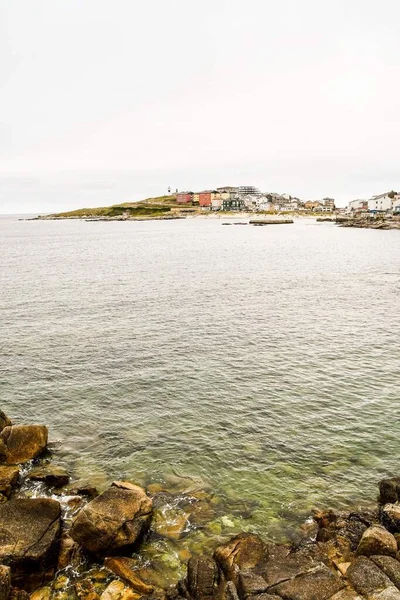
[1,0,400,212]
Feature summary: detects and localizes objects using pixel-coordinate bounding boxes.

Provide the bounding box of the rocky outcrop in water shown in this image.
[0,425,48,465]
[70,481,153,554]
[0,498,61,590]
[4,410,400,600]
[339,217,400,230]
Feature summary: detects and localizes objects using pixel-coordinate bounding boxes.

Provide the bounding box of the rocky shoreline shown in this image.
[338,218,400,230]
[2,412,400,600]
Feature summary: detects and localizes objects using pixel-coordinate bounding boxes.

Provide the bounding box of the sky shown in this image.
[1,0,400,212]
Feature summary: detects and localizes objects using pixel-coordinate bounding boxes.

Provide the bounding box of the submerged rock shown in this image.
[0,425,48,465]
[27,464,69,488]
[104,558,156,595]
[70,481,152,553]
[0,498,61,589]
[269,564,345,600]
[356,525,397,557]
[55,478,99,498]
[0,466,20,497]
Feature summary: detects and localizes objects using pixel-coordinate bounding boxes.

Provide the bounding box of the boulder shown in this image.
[381,505,400,533]
[346,556,394,597]
[0,498,61,589]
[70,482,152,553]
[371,556,400,590]
[0,467,19,497]
[237,571,269,599]
[214,534,266,585]
[356,525,397,558]
[0,426,47,465]
[269,564,345,600]
[186,556,218,600]
[379,478,400,505]
[0,566,11,600]
[27,465,69,488]
[259,550,318,588]
[0,414,11,435]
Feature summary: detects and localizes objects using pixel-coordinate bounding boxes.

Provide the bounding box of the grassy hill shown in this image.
[45,195,178,219]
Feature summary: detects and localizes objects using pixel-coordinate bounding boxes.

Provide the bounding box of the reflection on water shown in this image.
[1,217,400,541]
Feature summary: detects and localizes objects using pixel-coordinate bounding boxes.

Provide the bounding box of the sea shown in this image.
[1,215,400,544]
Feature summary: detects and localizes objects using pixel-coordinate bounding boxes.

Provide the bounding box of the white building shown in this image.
[368,193,394,213]
[347,199,366,213]
[393,198,400,214]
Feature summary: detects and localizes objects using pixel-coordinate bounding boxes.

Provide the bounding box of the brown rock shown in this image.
[100,581,140,600]
[187,556,218,600]
[356,525,397,558]
[10,590,29,600]
[381,504,400,533]
[0,414,11,435]
[379,478,400,505]
[371,556,400,590]
[29,587,51,600]
[270,564,345,600]
[27,465,69,488]
[0,498,61,589]
[55,479,98,498]
[104,558,155,595]
[214,534,266,585]
[0,565,11,600]
[346,556,394,596]
[75,579,101,600]
[153,508,189,541]
[260,550,317,588]
[70,482,152,553]
[57,533,84,571]
[0,426,48,465]
[0,467,19,497]
[237,571,269,599]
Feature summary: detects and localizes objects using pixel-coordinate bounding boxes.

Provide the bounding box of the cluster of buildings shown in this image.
[176,186,336,213]
[346,192,400,216]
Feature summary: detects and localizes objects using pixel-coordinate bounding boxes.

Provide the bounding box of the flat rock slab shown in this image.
[70,481,152,553]
[260,551,318,587]
[270,564,345,600]
[0,425,48,464]
[238,571,269,598]
[0,498,61,568]
[27,464,69,488]
[346,557,394,597]
[0,466,19,497]
[371,556,400,590]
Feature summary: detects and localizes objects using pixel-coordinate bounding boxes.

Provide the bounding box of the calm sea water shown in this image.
[1,216,400,540]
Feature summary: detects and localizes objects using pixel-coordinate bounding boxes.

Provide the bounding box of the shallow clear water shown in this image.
[1,216,400,540]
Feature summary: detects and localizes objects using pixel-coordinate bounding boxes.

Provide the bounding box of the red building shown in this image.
[176,192,193,204]
[199,191,213,207]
